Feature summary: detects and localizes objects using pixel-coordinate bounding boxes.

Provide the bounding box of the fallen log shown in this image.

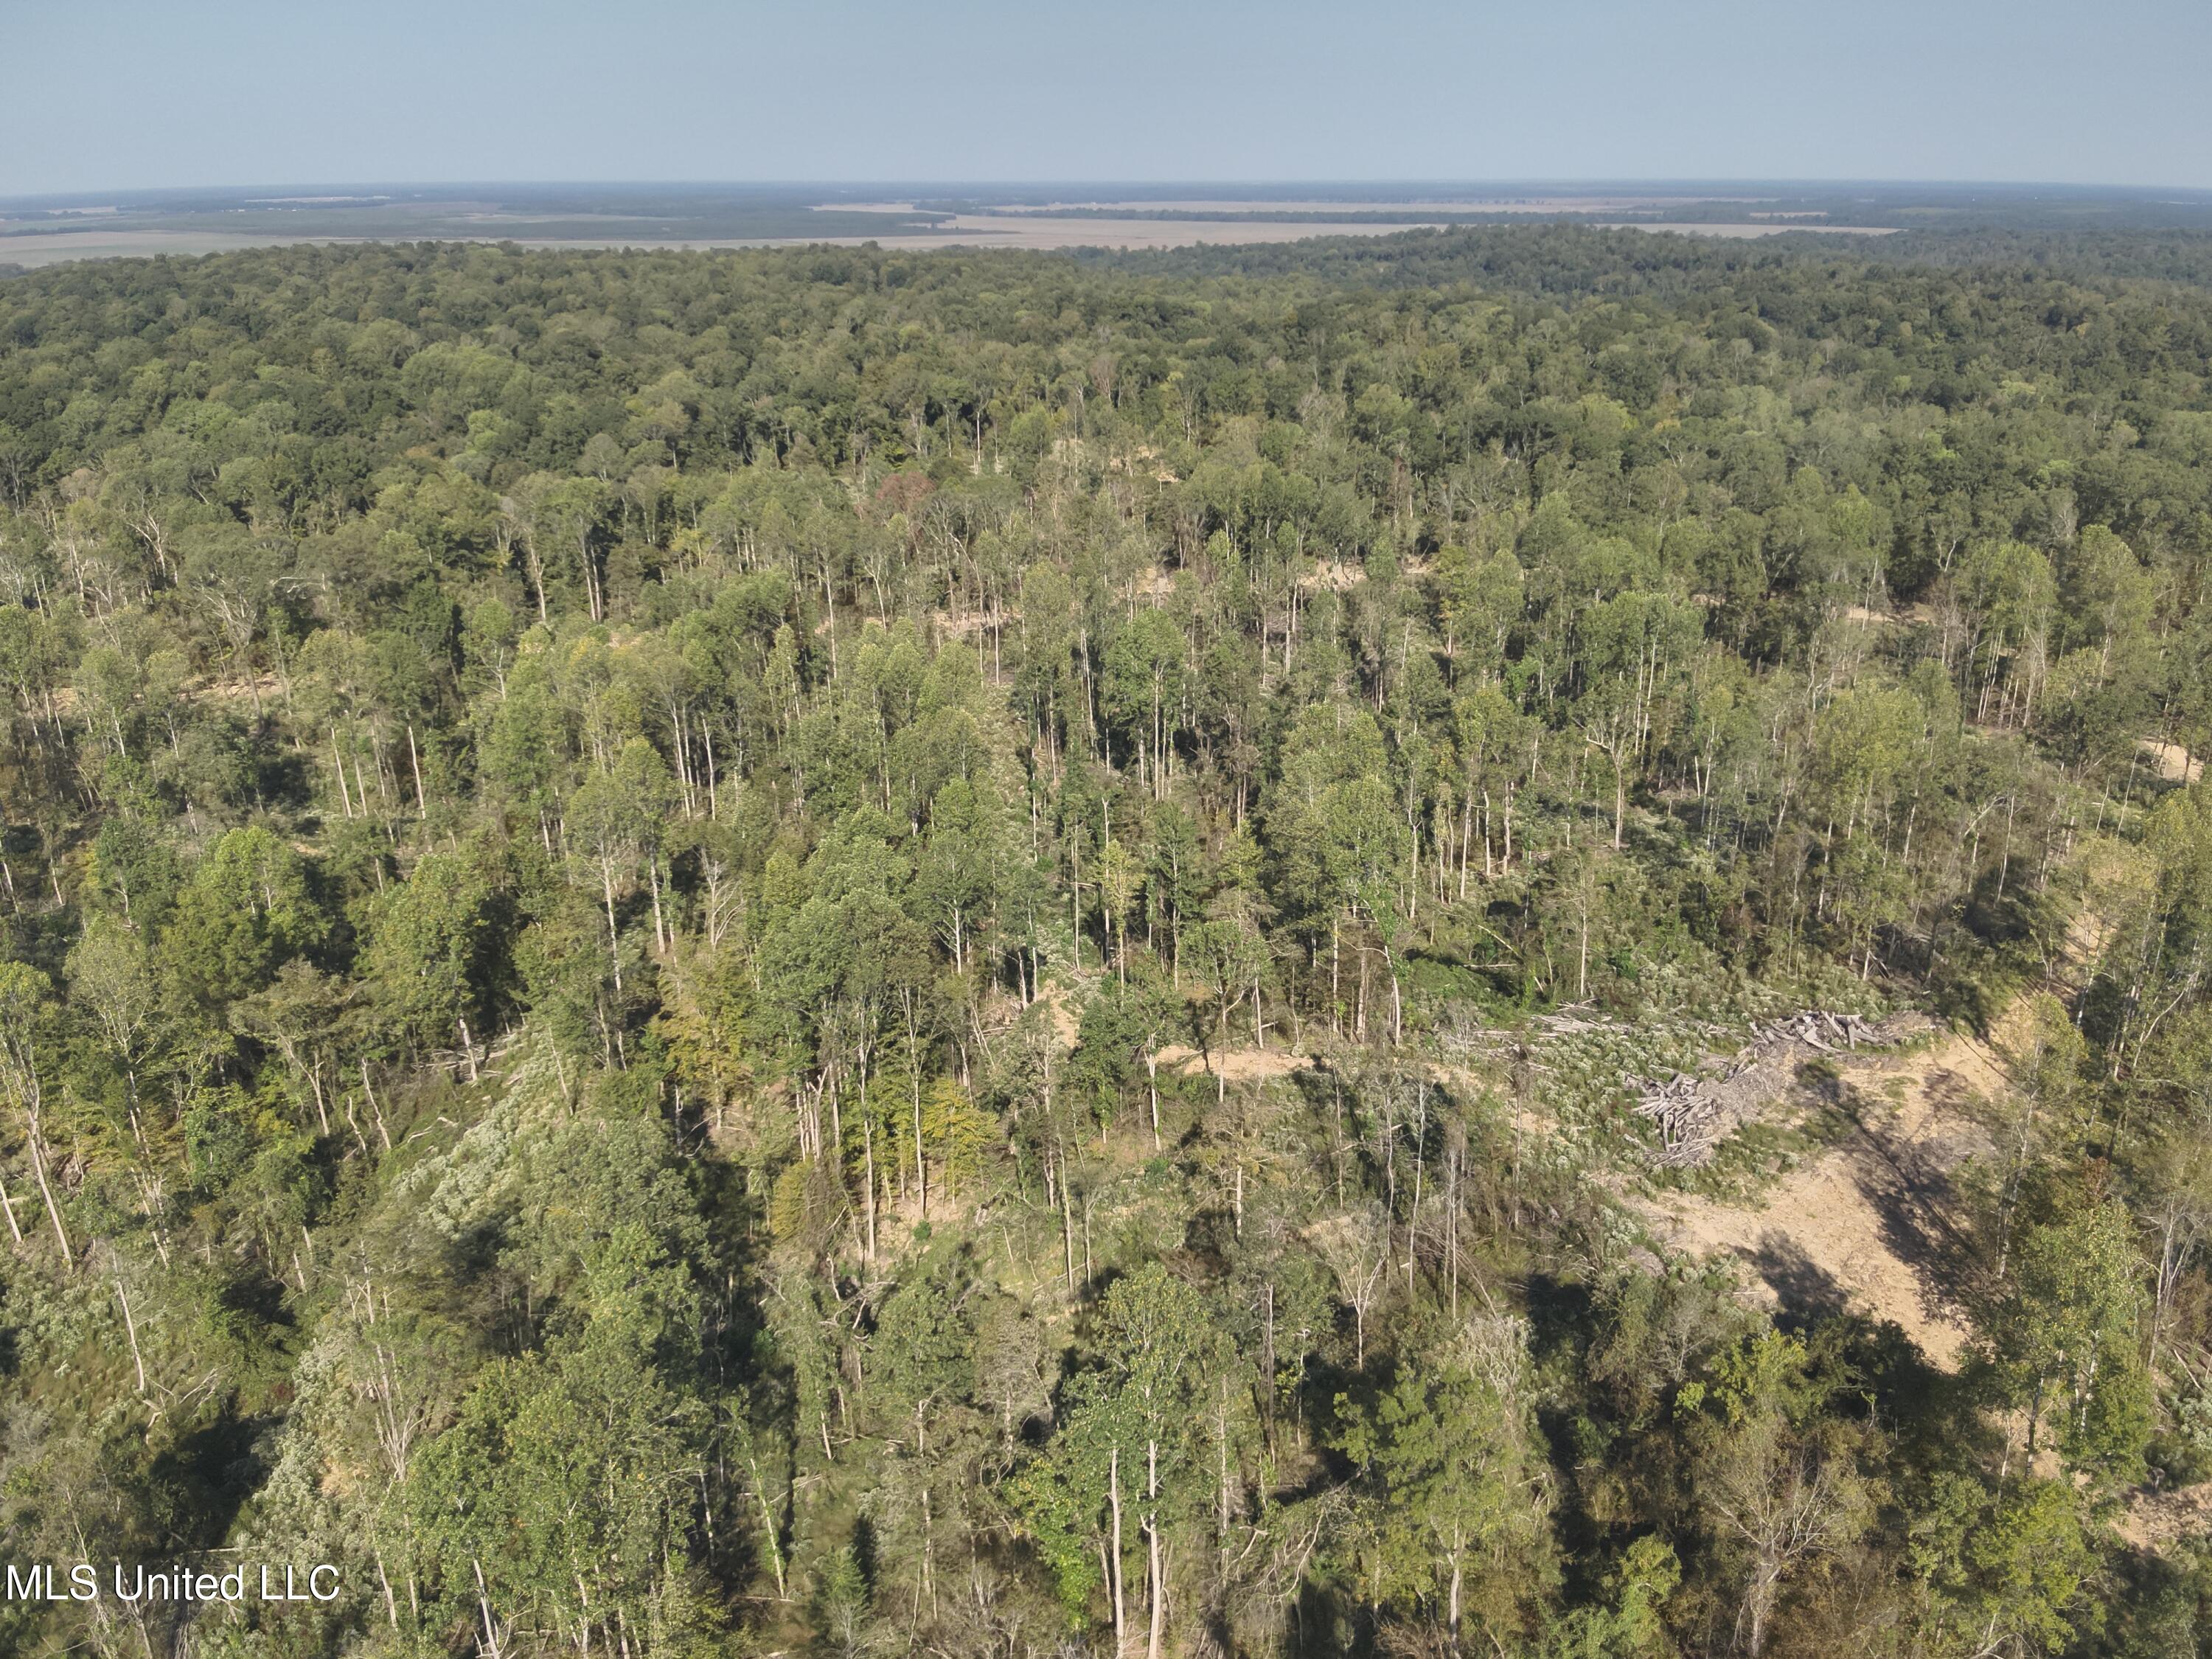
[1624,1009,1902,1166]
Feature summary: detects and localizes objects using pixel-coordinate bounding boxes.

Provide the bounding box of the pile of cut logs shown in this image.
[1628,1071,1717,1166]
[1749,1009,1877,1054]
[1627,1010,1882,1166]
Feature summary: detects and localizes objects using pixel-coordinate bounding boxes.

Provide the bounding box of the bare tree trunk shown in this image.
[861,1115,877,1260]
[359,1059,393,1152]
[904,994,928,1220]
[473,1559,507,1659]
[1109,1447,1128,1656]
[601,866,624,992]
[407,723,428,815]
[27,1122,69,1262]
[1147,1440,1166,1659]
[647,857,667,954]
[1147,1049,1161,1152]
[1060,1152,1077,1295]
[115,1279,147,1393]
[332,728,355,817]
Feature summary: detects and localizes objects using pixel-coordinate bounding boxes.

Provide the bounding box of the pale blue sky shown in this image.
[4,0,2208,194]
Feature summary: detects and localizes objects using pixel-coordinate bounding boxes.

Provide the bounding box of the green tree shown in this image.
[160,825,328,1013]
[1335,1321,1552,1649]
[409,1225,723,1657]
[363,842,507,1062]
[1987,1200,2153,1480]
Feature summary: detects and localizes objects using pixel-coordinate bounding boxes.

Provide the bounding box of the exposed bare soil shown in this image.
[2118,1481,2212,1551]
[1152,1043,1312,1082]
[1632,1023,2007,1369]
[2139,737,2202,785]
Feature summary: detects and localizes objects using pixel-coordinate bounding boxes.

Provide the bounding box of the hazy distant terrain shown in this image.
[4,179,2211,266]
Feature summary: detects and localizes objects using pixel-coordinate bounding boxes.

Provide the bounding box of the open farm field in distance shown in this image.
[4,179,2208,266]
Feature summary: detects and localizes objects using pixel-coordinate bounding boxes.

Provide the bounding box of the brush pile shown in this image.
[1627,1010,1901,1166]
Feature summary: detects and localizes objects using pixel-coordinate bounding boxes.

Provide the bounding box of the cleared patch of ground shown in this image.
[927,197,1747,216]
[2139,737,2202,785]
[854,215,1456,250]
[1632,1023,2006,1369]
[1152,1043,1312,1082]
[2118,1481,2212,1551]
[0,229,349,265]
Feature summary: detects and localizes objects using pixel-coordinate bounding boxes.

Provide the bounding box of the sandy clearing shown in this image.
[1633,1024,2006,1369]
[2139,737,2202,785]
[0,229,368,266]
[823,201,1903,241]
[1153,1043,1313,1082]
[2118,1481,2212,1551]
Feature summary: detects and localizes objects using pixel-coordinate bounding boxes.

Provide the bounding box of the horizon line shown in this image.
[8,176,2212,205]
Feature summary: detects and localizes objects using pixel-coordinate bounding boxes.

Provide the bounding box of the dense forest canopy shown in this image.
[2,227,2212,1657]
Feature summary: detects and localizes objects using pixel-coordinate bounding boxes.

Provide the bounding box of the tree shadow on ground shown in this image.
[1839,1082,1991,1334]
[1745,1230,1849,1326]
